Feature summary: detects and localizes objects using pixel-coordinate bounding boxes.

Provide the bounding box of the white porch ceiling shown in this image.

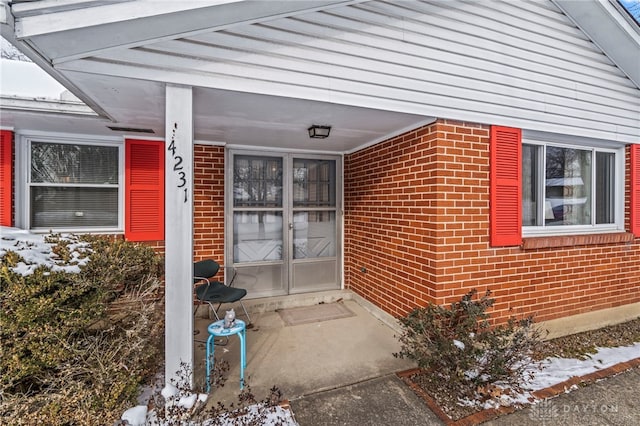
[69,70,433,151]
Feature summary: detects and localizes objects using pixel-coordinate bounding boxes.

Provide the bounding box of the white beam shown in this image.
[164,84,194,388]
[13,1,242,38]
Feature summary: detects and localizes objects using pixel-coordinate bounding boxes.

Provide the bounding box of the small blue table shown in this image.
[206,319,246,392]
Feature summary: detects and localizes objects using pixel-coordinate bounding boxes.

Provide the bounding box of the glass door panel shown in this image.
[290,158,339,293]
[233,212,283,262]
[293,211,336,259]
[233,156,283,208]
[230,154,286,297]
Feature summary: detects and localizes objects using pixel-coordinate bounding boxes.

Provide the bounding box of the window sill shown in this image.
[521,232,634,250]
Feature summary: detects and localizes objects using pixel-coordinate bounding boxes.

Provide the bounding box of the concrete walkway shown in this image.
[194,291,640,425]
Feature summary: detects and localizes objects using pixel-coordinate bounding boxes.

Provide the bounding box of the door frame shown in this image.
[224,148,343,298]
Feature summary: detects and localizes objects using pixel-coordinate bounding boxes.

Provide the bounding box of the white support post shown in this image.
[164,84,194,387]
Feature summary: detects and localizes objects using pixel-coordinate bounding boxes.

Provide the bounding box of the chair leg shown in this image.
[239,301,252,325]
[207,302,221,321]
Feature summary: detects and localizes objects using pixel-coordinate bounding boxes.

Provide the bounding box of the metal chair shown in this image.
[193,259,252,325]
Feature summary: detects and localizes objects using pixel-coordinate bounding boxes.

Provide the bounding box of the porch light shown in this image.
[308,125,331,139]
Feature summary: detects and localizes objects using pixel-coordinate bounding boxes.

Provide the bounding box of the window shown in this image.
[26,138,121,231]
[522,141,622,233]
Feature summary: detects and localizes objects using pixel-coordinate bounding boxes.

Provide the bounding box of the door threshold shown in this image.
[242,289,353,314]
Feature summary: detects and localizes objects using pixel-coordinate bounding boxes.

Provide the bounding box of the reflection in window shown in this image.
[522,143,617,229]
[293,159,335,207]
[293,211,336,259]
[31,142,118,184]
[233,212,283,263]
[29,141,119,229]
[545,146,591,226]
[233,156,282,208]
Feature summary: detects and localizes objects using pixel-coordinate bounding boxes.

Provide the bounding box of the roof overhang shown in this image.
[553,0,640,88]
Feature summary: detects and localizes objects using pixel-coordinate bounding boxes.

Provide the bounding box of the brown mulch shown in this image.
[399,317,640,423]
[533,317,640,361]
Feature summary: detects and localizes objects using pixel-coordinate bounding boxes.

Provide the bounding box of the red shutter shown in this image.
[631,144,640,238]
[125,139,164,241]
[490,126,522,247]
[0,130,13,227]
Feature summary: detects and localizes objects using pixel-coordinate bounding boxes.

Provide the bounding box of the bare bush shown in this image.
[395,289,544,406]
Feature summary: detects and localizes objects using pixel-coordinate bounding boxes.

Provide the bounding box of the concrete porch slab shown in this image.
[194,292,414,409]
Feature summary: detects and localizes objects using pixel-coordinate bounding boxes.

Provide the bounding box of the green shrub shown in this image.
[0,234,164,425]
[395,289,543,403]
[77,234,163,295]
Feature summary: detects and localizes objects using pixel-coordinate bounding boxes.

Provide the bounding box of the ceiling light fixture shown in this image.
[308,125,331,139]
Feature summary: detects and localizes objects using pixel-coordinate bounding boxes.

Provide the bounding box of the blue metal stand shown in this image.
[206,319,246,392]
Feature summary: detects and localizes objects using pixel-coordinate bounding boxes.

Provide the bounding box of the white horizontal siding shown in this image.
[59,0,640,142]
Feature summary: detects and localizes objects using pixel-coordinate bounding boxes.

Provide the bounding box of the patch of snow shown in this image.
[121,406,148,426]
[453,339,465,350]
[178,394,198,410]
[0,226,90,275]
[525,343,640,391]
[161,383,179,400]
[479,342,640,409]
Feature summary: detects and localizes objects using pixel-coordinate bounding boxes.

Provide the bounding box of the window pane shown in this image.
[293,159,336,207]
[522,144,539,226]
[545,147,592,226]
[31,187,118,228]
[595,152,615,224]
[31,142,118,184]
[293,211,336,259]
[233,212,283,262]
[233,156,282,207]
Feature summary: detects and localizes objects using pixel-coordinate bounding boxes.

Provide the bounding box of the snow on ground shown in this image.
[0,226,90,275]
[528,344,640,391]
[479,342,640,410]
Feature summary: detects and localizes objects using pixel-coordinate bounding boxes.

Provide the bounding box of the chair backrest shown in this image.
[194,259,220,283]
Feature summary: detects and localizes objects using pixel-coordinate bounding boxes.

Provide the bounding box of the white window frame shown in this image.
[522,135,625,237]
[16,131,124,233]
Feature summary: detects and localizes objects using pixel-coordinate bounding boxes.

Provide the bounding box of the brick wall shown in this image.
[345,122,441,315]
[344,119,640,324]
[193,144,225,262]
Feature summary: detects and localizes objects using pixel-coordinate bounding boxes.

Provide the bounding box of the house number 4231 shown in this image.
[167,123,188,203]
